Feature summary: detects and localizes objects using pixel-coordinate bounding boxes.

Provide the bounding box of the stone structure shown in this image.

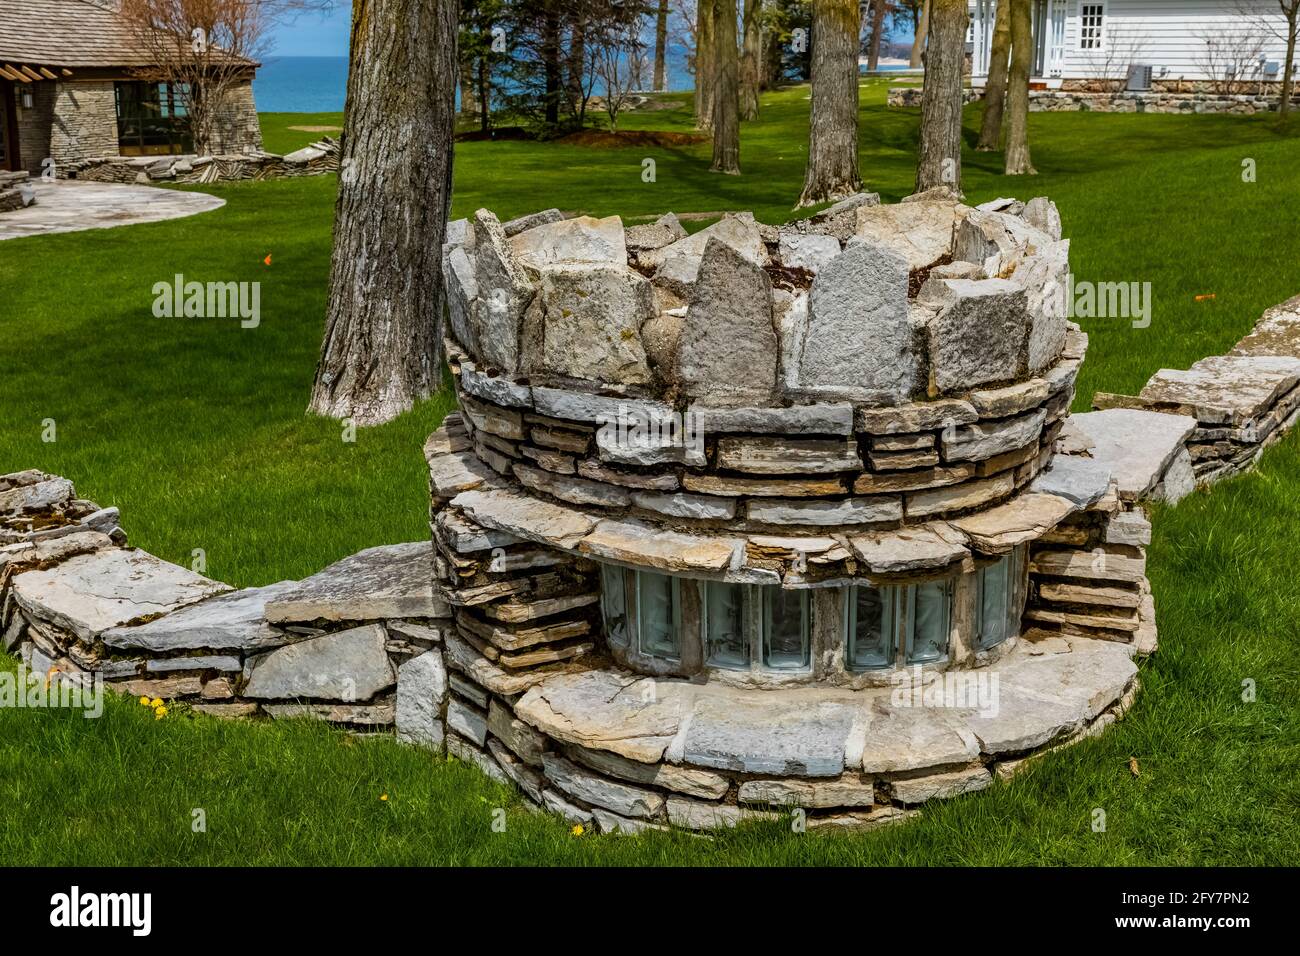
[1090,294,1300,486]
[0,1,264,178]
[59,137,341,185]
[886,86,1298,116]
[417,193,1160,832]
[13,202,1300,836]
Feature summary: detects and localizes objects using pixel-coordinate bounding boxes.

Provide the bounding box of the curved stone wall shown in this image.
[442,194,1077,533]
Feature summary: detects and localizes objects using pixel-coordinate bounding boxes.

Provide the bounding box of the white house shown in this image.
[968,0,1299,89]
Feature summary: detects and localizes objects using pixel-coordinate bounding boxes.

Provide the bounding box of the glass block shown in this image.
[763,588,809,670]
[705,582,748,669]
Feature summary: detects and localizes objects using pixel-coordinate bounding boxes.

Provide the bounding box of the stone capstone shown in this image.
[103,580,299,653]
[264,542,446,624]
[11,548,231,643]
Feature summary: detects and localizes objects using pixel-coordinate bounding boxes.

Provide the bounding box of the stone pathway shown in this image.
[0,180,225,241]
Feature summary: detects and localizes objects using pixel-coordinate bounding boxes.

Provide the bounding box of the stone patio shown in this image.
[0,180,225,241]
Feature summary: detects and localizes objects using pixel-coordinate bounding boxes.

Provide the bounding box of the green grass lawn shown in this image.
[1,81,1298,864]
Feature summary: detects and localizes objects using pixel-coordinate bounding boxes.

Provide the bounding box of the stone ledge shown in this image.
[510,637,1136,790]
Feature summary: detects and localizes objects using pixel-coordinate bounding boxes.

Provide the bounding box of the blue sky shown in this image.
[270,3,352,57]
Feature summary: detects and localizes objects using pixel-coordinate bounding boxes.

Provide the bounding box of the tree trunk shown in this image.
[1280,15,1297,122]
[308,0,455,426]
[914,0,966,193]
[542,8,562,126]
[653,0,670,90]
[798,0,862,206]
[459,60,476,118]
[1003,0,1034,175]
[477,56,491,133]
[711,0,742,172]
[696,0,715,129]
[867,1,888,72]
[566,15,585,122]
[976,0,1012,150]
[909,0,929,68]
[740,0,763,119]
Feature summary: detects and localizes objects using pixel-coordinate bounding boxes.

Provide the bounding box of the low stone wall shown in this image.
[1092,294,1300,486]
[60,138,340,185]
[886,86,1296,115]
[1,470,448,724]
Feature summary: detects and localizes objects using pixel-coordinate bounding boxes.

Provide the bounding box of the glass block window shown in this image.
[762,587,810,670]
[977,548,1024,650]
[1079,3,1104,50]
[637,570,680,660]
[847,585,894,670]
[703,581,748,669]
[906,579,952,665]
[599,564,629,648]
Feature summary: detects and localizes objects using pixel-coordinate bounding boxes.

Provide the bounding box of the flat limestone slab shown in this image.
[1069,408,1197,501]
[264,542,446,624]
[104,580,300,652]
[513,637,1136,781]
[11,548,231,642]
[1231,295,1300,358]
[1139,355,1300,425]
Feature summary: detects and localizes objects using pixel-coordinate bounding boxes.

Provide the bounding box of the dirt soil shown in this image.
[555,130,707,149]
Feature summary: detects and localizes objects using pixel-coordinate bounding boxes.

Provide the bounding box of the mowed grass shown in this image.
[0,81,1298,864]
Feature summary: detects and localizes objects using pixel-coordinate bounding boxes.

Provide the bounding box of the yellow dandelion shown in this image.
[138,696,151,706]
[571,824,585,837]
[380,793,389,802]
[154,706,168,720]
[150,698,163,708]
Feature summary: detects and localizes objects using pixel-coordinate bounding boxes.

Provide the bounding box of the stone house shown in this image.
[0,0,262,176]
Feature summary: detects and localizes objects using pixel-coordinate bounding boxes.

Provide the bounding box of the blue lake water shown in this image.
[252,55,914,114]
[254,56,349,113]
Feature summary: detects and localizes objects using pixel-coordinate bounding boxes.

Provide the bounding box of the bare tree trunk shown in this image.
[309,0,455,426]
[910,0,929,68]
[711,0,741,172]
[866,1,888,71]
[477,56,491,133]
[1003,0,1035,175]
[1281,14,1297,122]
[976,0,1011,150]
[459,60,476,119]
[566,14,585,122]
[798,0,862,206]
[740,0,763,119]
[914,0,966,193]
[653,0,669,91]
[696,0,715,129]
[542,8,562,126]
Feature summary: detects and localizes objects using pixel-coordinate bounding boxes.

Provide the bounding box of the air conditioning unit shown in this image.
[1263,60,1281,80]
[1126,64,1154,91]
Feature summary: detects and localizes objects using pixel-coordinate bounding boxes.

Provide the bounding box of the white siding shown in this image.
[1060,0,1292,81]
[971,0,1296,82]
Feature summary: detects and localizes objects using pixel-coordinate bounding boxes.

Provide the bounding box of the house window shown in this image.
[703,581,748,669]
[762,587,810,670]
[1079,3,1105,50]
[114,81,193,156]
[976,547,1026,650]
[636,570,680,660]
